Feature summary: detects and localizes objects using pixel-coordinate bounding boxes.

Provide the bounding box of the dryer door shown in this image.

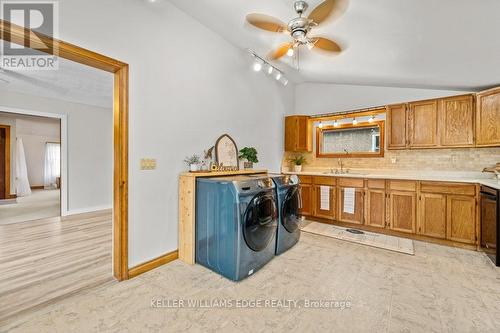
[282,186,301,233]
[243,192,278,252]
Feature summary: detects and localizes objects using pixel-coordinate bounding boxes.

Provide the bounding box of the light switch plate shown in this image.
[140,158,157,170]
[391,158,397,164]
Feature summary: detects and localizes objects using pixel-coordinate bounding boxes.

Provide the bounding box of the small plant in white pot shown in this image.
[184,154,201,172]
[289,155,307,173]
[239,147,258,169]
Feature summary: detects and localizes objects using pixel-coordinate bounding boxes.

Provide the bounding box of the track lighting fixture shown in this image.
[334,120,339,127]
[249,50,289,87]
[318,121,323,129]
[368,115,376,123]
[352,118,358,125]
[253,59,263,72]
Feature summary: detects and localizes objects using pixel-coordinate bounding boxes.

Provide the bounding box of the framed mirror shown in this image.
[316,121,385,158]
[215,134,239,169]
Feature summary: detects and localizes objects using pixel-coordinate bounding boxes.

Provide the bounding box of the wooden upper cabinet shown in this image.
[439,95,475,147]
[446,195,476,244]
[386,104,408,149]
[408,99,439,148]
[285,116,312,152]
[476,87,500,147]
[389,191,416,233]
[419,193,447,239]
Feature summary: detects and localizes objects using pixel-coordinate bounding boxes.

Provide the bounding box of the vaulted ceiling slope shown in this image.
[167,0,500,90]
[0,43,113,109]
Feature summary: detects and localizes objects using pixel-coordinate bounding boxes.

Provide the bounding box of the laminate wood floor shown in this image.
[0,211,114,324]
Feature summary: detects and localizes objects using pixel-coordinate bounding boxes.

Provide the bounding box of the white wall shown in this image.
[294,83,470,115]
[47,0,294,267]
[16,117,60,187]
[0,92,113,213]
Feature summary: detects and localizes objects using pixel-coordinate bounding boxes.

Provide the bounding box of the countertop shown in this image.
[282,169,500,190]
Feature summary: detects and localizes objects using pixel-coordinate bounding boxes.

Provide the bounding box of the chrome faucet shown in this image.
[337,158,344,174]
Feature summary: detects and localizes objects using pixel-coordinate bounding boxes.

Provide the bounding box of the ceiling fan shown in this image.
[246,0,347,60]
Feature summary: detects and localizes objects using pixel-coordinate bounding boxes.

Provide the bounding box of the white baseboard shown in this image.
[64,205,112,217]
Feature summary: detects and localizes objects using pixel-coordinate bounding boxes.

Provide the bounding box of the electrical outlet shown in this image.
[140,158,157,170]
[451,155,458,163]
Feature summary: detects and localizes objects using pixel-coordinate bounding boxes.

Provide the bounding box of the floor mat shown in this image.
[301,221,415,255]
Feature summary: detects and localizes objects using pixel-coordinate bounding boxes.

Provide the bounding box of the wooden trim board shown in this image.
[129,250,179,278]
[178,169,268,264]
[0,20,129,281]
[0,125,11,199]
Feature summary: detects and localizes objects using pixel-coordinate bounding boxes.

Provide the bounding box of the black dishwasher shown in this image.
[480,185,499,266]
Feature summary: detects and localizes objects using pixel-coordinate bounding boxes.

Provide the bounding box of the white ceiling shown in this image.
[167,0,500,90]
[0,45,113,109]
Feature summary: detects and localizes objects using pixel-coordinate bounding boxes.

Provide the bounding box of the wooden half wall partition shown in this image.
[0,20,131,280]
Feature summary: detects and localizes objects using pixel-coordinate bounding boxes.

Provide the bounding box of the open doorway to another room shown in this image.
[0,112,61,225]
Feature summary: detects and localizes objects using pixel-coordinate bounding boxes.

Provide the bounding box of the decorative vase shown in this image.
[190,164,199,172]
[294,165,302,173]
[244,161,253,169]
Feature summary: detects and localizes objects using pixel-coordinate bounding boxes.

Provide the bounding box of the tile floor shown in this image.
[2,232,500,333]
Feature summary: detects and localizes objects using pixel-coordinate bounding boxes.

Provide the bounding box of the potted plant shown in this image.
[184,154,201,172]
[289,155,307,173]
[239,147,258,169]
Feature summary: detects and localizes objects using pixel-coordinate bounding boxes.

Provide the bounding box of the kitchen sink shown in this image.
[322,171,367,176]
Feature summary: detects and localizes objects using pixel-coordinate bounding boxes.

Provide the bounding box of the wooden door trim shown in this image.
[0,20,129,281]
[0,125,11,199]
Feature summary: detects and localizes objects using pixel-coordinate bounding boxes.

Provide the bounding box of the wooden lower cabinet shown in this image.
[297,176,479,248]
[446,195,476,244]
[337,187,364,224]
[365,189,386,228]
[299,183,313,216]
[312,185,336,220]
[389,191,416,233]
[418,193,447,239]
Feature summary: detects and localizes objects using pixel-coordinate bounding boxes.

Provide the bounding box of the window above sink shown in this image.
[316,120,385,158]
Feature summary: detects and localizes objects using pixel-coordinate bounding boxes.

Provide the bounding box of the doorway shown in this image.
[0,113,62,225]
[0,19,129,281]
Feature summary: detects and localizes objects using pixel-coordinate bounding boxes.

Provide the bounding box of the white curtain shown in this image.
[44,142,60,190]
[15,137,31,197]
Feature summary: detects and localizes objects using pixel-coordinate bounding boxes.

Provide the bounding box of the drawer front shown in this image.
[299,175,312,184]
[338,177,364,188]
[367,179,386,189]
[420,182,476,196]
[388,180,417,192]
[313,176,336,186]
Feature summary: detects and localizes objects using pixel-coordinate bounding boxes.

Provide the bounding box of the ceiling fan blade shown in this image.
[308,0,348,25]
[246,13,287,33]
[311,37,342,53]
[268,43,294,60]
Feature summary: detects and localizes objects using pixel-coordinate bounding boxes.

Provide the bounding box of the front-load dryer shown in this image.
[270,174,301,255]
[196,175,278,281]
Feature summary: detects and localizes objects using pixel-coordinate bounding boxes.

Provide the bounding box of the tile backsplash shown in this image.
[284,147,500,172]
